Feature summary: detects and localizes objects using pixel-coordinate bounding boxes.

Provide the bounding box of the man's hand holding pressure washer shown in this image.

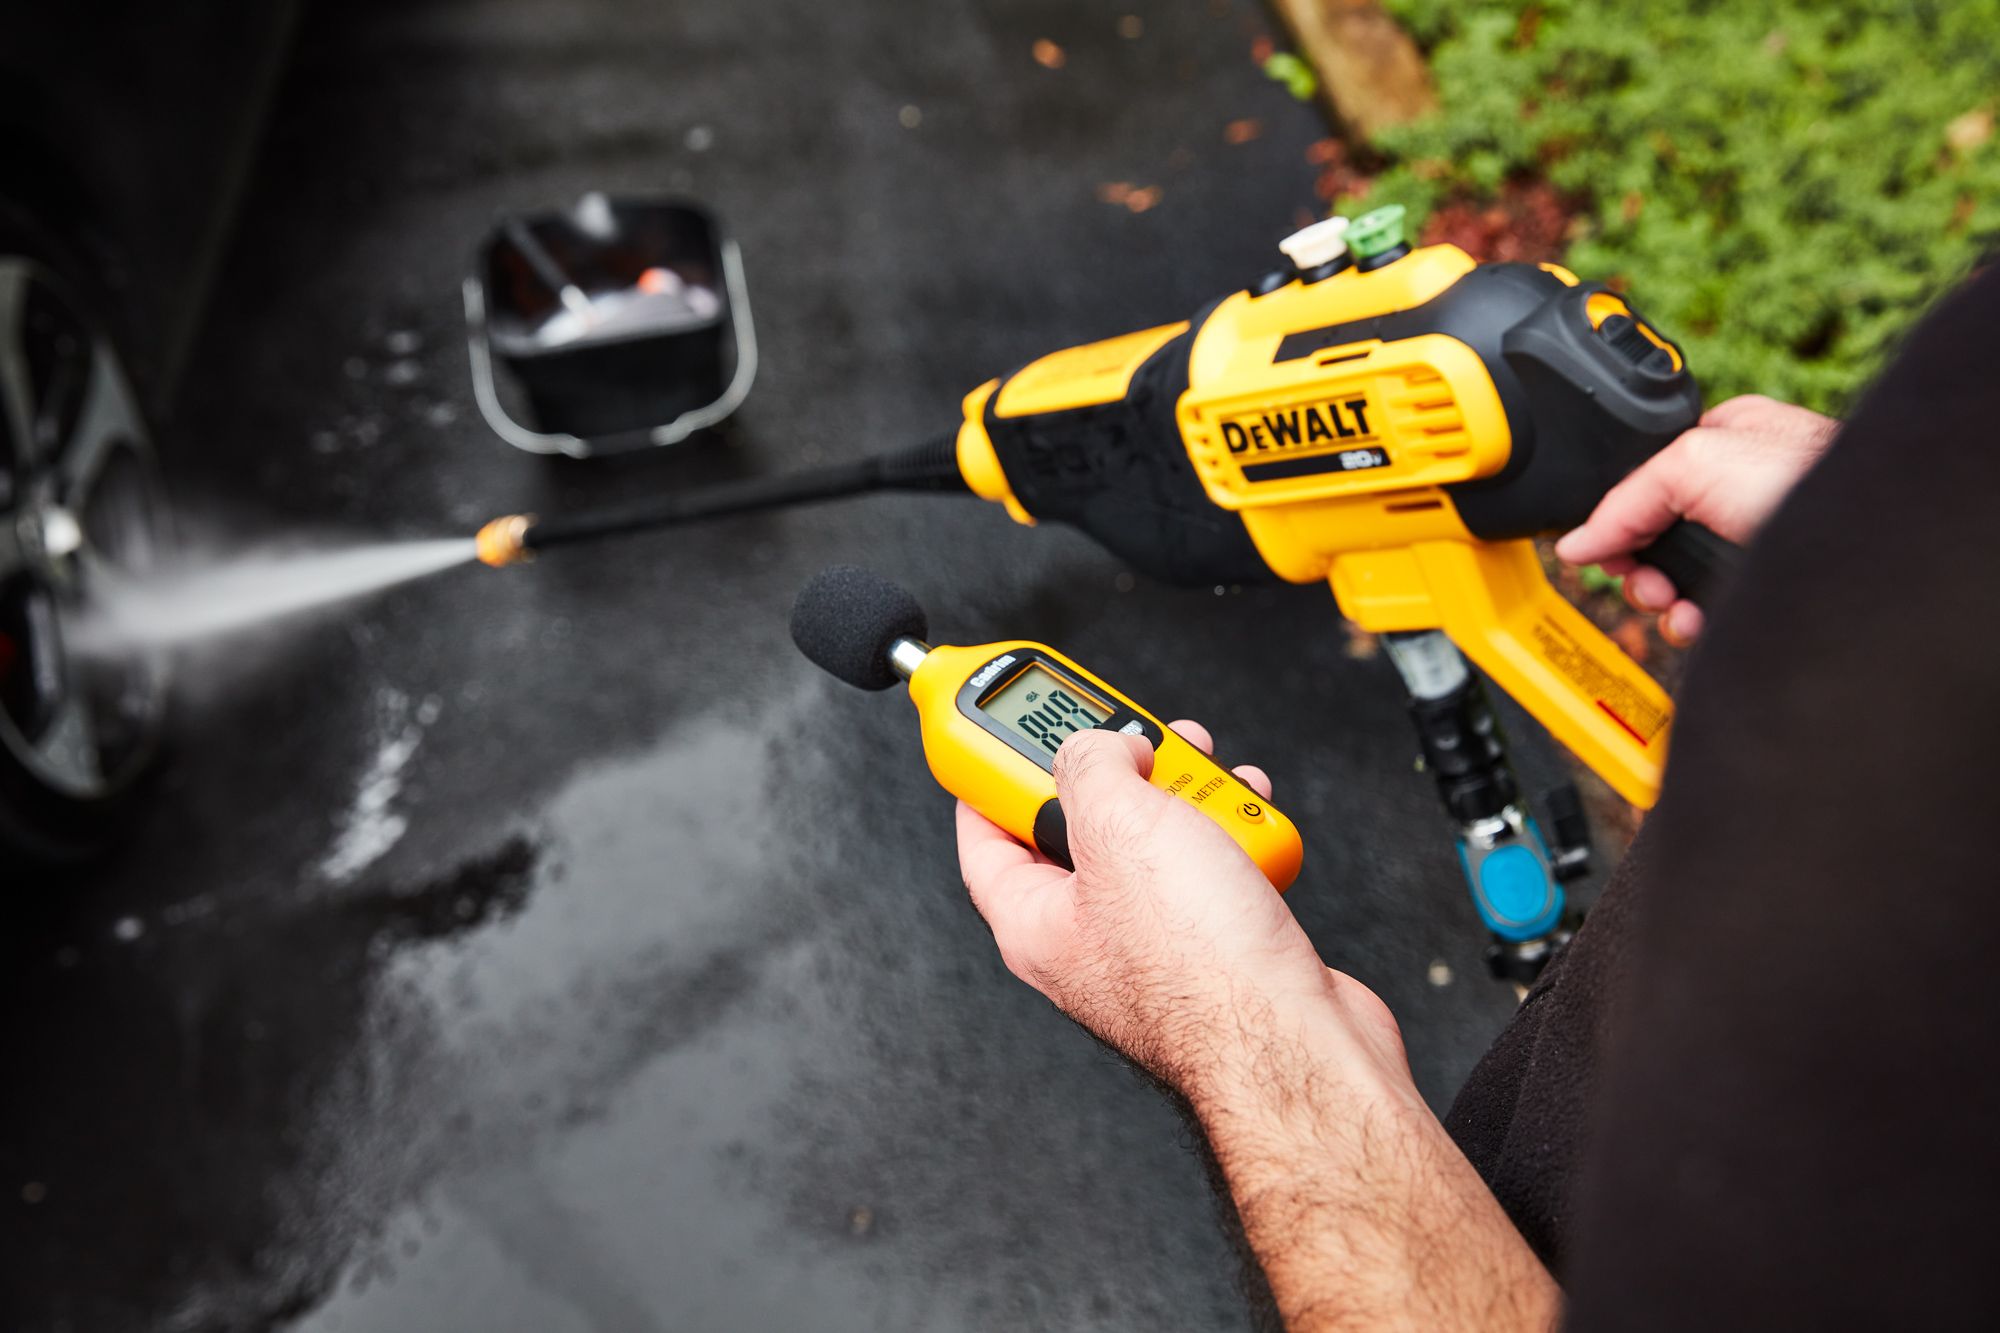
[955,392,1836,1331]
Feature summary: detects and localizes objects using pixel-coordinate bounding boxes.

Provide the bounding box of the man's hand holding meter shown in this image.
[955,393,1841,1331]
[956,721,1320,1090]
[959,721,1561,1332]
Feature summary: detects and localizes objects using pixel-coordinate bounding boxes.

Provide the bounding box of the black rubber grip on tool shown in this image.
[980,316,1273,588]
[1633,518,1740,607]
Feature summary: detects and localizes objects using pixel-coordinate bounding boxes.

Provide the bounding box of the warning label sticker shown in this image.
[1532,617,1669,745]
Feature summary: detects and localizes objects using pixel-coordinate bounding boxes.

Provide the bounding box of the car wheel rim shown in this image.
[0,256,170,802]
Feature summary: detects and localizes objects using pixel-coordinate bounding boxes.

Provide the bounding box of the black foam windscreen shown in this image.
[789,565,928,691]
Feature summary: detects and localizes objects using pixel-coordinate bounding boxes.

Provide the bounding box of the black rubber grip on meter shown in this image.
[1633,518,1739,607]
[1032,799,1075,871]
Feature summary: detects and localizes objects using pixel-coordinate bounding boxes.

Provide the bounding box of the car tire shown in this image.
[0,208,173,868]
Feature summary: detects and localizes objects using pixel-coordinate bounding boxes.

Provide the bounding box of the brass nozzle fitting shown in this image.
[475,513,536,567]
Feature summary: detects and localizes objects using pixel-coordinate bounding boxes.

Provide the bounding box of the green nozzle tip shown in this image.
[1346,205,1408,260]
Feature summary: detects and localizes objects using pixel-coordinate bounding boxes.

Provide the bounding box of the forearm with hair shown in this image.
[1183,978,1560,1333]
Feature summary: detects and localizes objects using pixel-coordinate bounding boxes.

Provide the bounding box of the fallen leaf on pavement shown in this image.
[1224,118,1263,145]
[1033,39,1066,69]
[1315,166,1373,203]
[1262,52,1319,102]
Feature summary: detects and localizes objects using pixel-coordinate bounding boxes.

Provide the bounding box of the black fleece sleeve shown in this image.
[1563,264,2000,1330]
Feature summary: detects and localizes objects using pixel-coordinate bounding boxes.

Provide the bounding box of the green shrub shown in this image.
[1367,1,2000,411]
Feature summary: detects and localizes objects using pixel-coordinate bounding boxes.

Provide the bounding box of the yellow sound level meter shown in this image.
[790,566,1303,891]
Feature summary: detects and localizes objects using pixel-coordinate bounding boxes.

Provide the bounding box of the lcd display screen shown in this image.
[981,663,1112,758]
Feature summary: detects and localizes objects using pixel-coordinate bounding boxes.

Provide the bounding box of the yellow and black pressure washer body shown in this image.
[954,241,1714,810]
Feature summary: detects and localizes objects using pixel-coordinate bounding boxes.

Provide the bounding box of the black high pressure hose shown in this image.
[474,435,968,566]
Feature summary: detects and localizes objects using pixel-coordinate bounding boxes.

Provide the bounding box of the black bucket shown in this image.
[465,194,755,457]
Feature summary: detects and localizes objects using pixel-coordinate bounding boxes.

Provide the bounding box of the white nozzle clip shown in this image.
[1277,216,1351,271]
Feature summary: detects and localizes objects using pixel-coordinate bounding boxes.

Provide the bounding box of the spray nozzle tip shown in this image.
[475,514,536,567]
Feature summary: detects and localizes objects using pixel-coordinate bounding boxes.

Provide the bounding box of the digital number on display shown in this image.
[981,664,1111,757]
[1014,687,1098,755]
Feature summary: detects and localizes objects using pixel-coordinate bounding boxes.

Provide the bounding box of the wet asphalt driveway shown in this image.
[0,2,1590,1328]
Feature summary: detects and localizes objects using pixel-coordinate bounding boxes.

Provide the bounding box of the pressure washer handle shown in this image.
[1634,519,1740,608]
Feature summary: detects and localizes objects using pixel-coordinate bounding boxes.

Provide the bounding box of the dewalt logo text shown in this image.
[1220,397,1375,455]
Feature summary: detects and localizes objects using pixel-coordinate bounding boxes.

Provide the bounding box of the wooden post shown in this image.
[1267,0,1436,142]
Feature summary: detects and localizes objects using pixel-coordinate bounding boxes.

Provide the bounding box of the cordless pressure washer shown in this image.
[474,205,1734,979]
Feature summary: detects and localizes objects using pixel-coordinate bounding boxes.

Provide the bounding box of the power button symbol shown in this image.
[1237,800,1266,824]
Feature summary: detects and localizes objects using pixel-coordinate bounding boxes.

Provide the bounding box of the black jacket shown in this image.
[1447,265,2000,1329]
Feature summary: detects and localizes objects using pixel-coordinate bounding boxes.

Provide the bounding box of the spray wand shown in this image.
[472,435,967,567]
